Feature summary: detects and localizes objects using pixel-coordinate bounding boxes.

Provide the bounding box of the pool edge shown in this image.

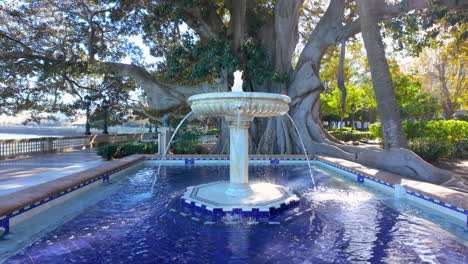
[0,154,466,236]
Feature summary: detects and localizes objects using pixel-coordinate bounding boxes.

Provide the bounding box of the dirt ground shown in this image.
[434,158,468,178]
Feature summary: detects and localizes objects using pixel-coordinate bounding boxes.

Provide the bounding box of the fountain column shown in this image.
[183,91,299,215]
[225,116,254,196]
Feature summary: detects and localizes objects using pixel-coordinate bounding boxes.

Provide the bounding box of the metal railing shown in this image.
[0,133,157,159]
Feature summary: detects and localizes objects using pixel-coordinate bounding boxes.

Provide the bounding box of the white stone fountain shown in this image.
[181,71,299,215]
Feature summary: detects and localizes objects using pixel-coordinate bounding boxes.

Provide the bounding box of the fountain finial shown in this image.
[232,70,243,92]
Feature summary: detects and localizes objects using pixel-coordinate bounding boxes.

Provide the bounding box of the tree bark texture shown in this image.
[356,0,407,149]
[134,0,462,187]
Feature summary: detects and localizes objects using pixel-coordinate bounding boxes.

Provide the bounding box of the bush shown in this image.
[96,142,158,160]
[369,123,383,139]
[96,144,120,160]
[409,138,451,163]
[328,129,375,142]
[205,128,220,135]
[114,142,158,158]
[170,129,196,154]
[369,120,468,146]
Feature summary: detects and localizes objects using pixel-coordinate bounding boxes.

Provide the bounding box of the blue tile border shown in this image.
[0,216,9,234]
[0,160,142,237]
[2,156,466,237]
[311,158,467,225]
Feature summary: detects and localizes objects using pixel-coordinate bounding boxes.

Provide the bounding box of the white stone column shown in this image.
[225,116,253,196]
[158,127,172,154]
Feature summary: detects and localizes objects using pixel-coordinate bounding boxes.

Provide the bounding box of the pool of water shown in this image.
[3,162,467,263]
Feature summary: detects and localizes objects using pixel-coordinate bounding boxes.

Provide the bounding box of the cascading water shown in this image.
[182,70,300,215]
[285,113,317,191]
[150,111,193,192]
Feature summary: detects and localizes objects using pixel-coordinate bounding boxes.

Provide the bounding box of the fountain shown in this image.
[181,71,299,215]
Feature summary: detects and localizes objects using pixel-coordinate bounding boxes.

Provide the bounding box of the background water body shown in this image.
[0,133,62,140]
[4,163,467,264]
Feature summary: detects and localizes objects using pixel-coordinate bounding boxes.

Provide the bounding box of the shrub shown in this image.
[369,120,468,146]
[369,123,383,139]
[96,144,120,160]
[96,142,158,160]
[329,130,375,142]
[114,142,158,158]
[409,138,451,163]
[205,128,220,135]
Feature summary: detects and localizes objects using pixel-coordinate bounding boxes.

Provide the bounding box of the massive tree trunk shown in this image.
[125,0,460,188]
[99,0,466,188]
[250,0,462,188]
[356,0,407,149]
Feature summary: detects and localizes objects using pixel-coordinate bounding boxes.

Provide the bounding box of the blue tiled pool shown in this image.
[2,162,467,263]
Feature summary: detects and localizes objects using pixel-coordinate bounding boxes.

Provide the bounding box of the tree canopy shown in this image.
[1,0,467,185]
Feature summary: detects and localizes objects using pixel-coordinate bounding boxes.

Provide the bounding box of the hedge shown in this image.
[408,138,451,163]
[369,120,468,162]
[328,129,375,142]
[96,142,158,160]
[369,120,468,146]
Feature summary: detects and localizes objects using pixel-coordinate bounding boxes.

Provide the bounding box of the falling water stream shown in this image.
[285,113,317,191]
[150,111,193,192]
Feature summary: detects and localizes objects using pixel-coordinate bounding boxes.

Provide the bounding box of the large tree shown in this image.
[0,0,466,187]
[413,38,468,119]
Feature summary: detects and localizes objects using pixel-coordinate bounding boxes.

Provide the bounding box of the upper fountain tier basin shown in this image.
[188,92,291,118]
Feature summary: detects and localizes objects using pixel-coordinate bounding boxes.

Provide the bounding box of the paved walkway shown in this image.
[0,150,106,196]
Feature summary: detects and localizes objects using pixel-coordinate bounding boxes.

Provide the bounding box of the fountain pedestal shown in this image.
[181,92,299,216]
[225,116,253,197]
[157,127,172,155]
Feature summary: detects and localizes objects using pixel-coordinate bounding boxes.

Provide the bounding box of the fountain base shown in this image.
[181,181,300,216]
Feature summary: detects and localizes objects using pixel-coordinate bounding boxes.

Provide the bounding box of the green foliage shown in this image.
[114,142,158,159]
[171,141,209,154]
[243,40,272,85]
[96,144,120,161]
[205,128,220,135]
[328,128,375,142]
[319,41,377,120]
[271,71,289,83]
[369,123,383,140]
[96,142,158,160]
[170,128,212,154]
[408,138,451,163]
[171,129,200,154]
[383,1,467,56]
[0,1,143,116]
[399,92,440,120]
[369,120,468,147]
[163,38,240,84]
[391,66,441,120]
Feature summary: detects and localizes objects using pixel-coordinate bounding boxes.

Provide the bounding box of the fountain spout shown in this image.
[232,70,243,92]
[183,75,299,216]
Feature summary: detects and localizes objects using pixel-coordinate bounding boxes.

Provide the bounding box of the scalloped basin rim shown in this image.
[188,92,291,103]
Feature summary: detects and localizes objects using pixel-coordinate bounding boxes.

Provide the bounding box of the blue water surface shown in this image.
[5,164,468,264]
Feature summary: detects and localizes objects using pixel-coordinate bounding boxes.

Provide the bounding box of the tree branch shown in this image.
[338,0,468,41]
[93,62,226,112]
[174,0,224,40]
[226,0,246,53]
[274,0,304,72]
[337,40,347,121]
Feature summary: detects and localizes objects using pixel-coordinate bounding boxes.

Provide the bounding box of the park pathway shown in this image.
[0,150,105,196]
